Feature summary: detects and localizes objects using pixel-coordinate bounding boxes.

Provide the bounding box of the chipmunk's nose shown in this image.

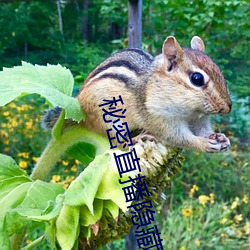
[219,101,232,114]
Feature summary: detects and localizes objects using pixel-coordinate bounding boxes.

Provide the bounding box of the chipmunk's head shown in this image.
[159,36,232,115]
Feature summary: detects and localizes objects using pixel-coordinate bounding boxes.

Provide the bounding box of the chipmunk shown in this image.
[43,36,232,153]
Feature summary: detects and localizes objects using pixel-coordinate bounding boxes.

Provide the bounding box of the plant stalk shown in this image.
[30,126,110,181]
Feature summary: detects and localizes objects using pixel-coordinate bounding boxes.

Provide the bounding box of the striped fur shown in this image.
[84,49,154,88]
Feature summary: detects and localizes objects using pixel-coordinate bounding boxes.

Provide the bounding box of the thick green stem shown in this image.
[30,126,110,181]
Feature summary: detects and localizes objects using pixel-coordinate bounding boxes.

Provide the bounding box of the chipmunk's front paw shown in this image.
[206,133,230,152]
[132,132,156,145]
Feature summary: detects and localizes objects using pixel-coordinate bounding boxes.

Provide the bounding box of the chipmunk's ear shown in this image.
[162,36,184,62]
[191,36,205,52]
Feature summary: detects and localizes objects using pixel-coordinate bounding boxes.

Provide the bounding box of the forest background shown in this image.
[0,0,249,249]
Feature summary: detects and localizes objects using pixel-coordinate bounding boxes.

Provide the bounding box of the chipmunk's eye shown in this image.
[190,72,204,87]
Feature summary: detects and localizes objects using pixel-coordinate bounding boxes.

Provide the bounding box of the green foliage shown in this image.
[159,196,249,249]
[0,62,84,122]
[63,153,128,212]
[171,146,250,203]
[61,42,110,86]
[0,96,48,176]
[0,1,61,65]
[214,96,250,139]
[0,154,64,249]
[66,142,96,165]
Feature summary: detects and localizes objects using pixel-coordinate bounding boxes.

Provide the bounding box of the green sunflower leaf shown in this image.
[0,62,84,122]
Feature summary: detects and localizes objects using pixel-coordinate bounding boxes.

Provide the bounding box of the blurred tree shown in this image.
[128,0,142,48]
[57,0,64,36]
[82,0,91,41]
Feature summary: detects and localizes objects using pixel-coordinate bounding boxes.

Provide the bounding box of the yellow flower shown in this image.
[62,160,69,166]
[234,214,243,224]
[189,184,199,197]
[32,157,39,162]
[244,221,250,234]
[243,195,248,204]
[221,232,227,238]
[198,195,210,206]
[17,106,23,112]
[11,119,18,127]
[182,207,192,217]
[70,165,77,172]
[194,238,201,247]
[0,130,8,138]
[75,159,81,165]
[179,247,186,250]
[63,182,69,189]
[4,147,10,152]
[3,111,9,116]
[19,161,28,169]
[236,229,242,237]
[17,105,30,112]
[231,198,240,209]
[26,239,32,244]
[231,201,238,209]
[18,152,30,159]
[9,102,16,108]
[3,138,9,145]
[51,175,61,183]
[235,157,242,163]
[66,176,75,182]
[26,121,33,129]
[220,217,228,224]
[209,193,215,204]
[232,150,237,156]
[221,162,228,167]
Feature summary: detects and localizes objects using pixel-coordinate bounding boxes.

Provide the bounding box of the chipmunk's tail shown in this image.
[41,106,62,130]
